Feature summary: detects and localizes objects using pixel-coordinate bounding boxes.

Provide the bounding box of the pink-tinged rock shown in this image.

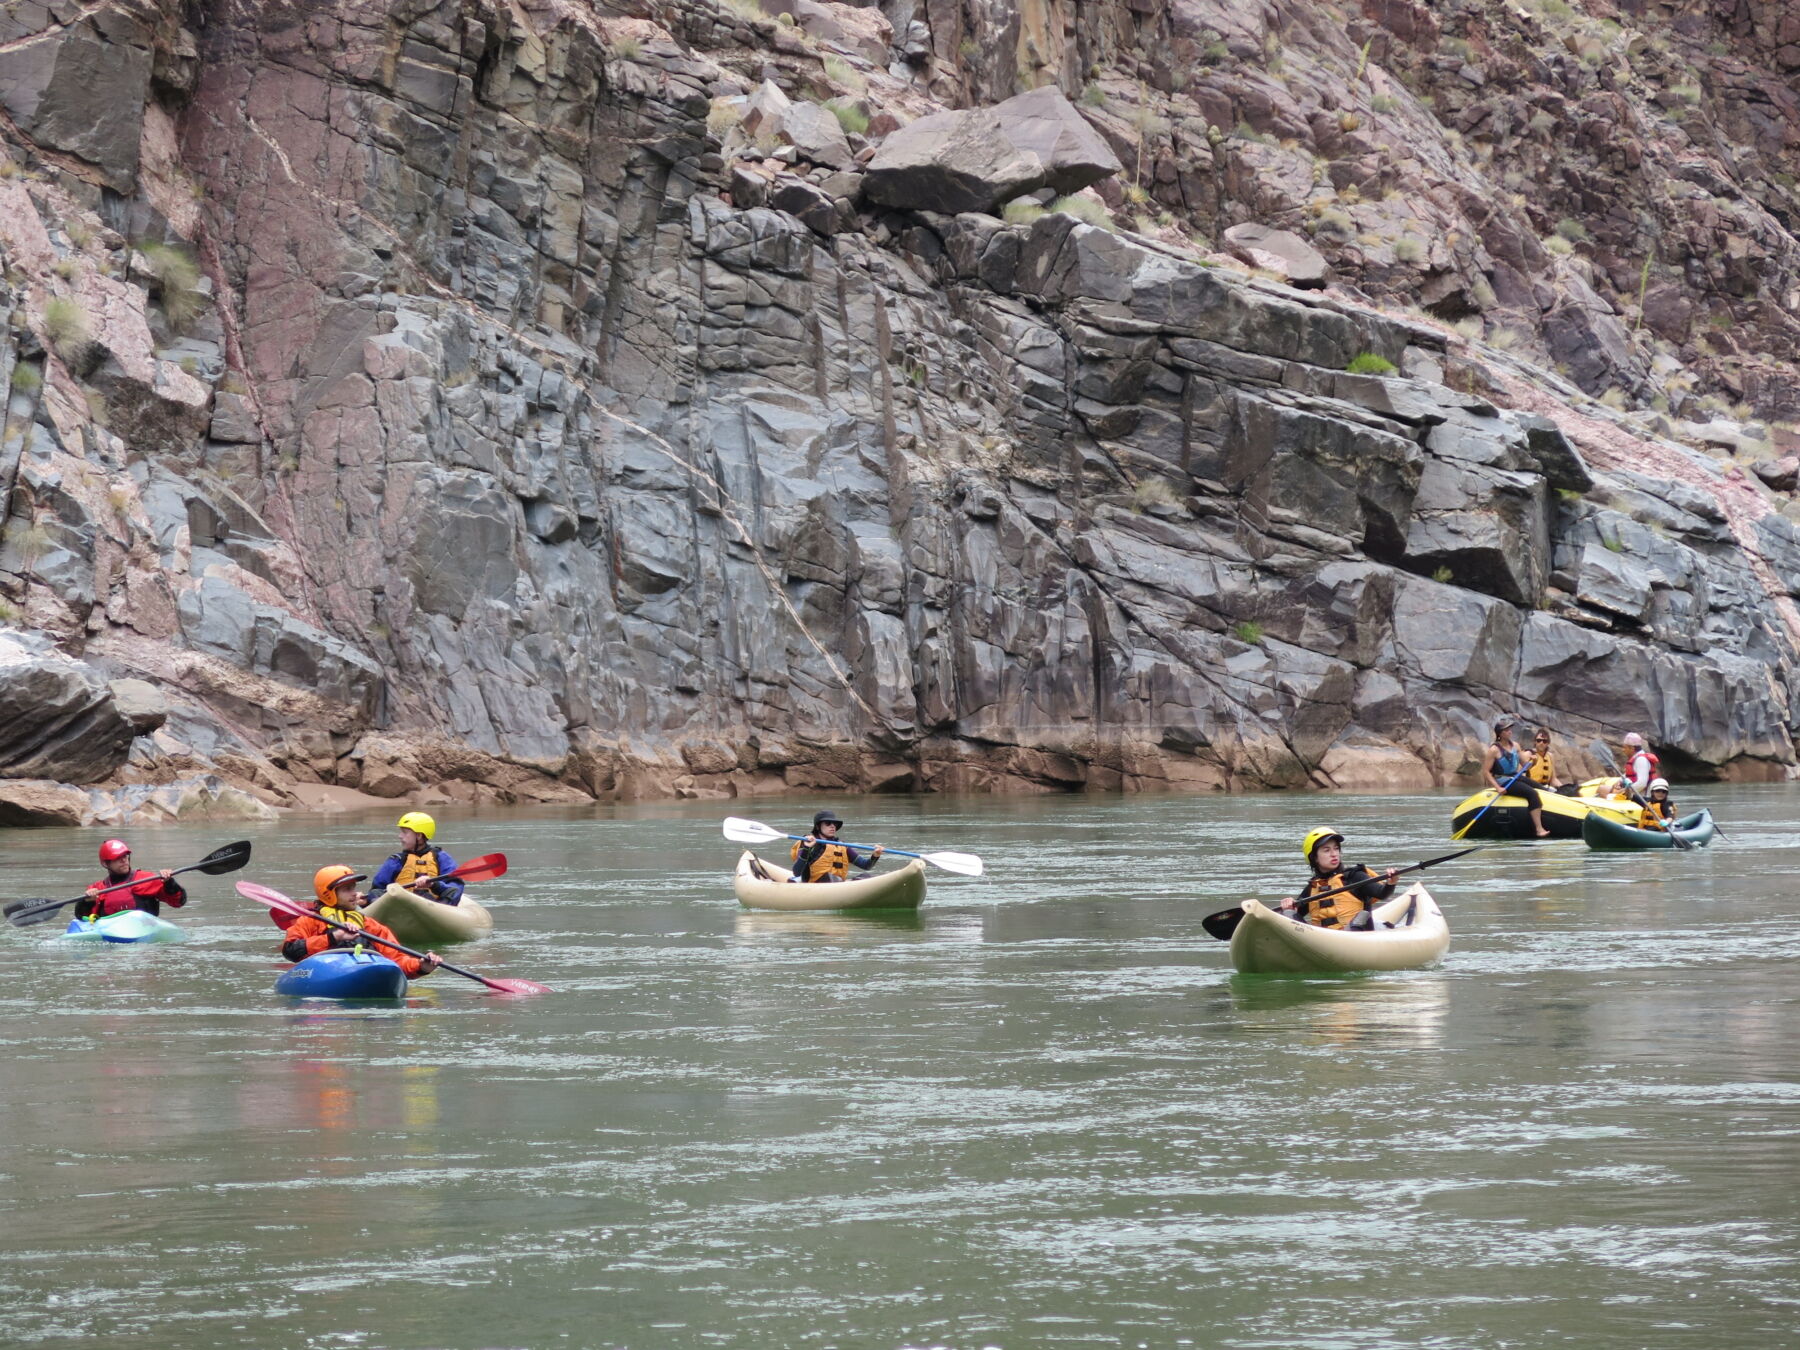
[0,183,55,272]
[1222,224,1329,288]
[0,779,90,827]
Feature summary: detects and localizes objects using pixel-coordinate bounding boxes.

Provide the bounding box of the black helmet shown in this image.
[813,809,844,830]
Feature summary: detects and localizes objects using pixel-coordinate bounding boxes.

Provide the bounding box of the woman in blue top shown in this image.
[369,811,466,906]
[1481,718,1550,838]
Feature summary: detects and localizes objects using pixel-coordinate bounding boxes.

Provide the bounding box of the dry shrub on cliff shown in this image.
[830,100,870,135]
[1002,200,1045,225]
[9,363,41,395]
[707,97,743,137]
[1049,195,1113,230]
[822,54,865,93]
[137,242,204,331]
[40,298,89,360]
[1131,478,1181,513]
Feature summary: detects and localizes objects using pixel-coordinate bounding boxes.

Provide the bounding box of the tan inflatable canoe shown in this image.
[732,850,927,911]
[1230,883,1449,975]
[363,883,494,946]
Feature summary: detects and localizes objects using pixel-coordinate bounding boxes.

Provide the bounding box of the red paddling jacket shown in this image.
[76,870,187,920]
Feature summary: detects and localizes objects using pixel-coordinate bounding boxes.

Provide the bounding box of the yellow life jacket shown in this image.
[1638,799,1675,830]
[791,839,851,882]
[395,849,441,888]
[1527,750,1555,785]
[319,905,366,929]
[1297,871,1367,930]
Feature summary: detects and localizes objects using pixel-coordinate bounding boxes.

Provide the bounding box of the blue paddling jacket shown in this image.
[371,845,465,904]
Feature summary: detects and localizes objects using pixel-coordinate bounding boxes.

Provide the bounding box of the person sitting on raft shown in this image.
[369,812,465,906]
[280,866,440,977]
[789,810,884,883]
[1279,828,1400,931]
[1483,718,1552,838]
[1636,778,1677,831]
[74,838,187,921]
[1524,728,1567,794]
[1610,732,1659,801]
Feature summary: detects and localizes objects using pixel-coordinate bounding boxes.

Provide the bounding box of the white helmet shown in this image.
[1649,777,1669,792]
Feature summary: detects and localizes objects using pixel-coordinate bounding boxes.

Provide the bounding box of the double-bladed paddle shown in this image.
[723,817,984,876]
[1200,846,1485,942]
[1590,740,1692,851]
[240,881,549,995]
[4,840,253,927]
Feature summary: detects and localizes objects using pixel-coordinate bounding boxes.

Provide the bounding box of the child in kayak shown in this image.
[370,812,465,906]
[790,809,885,883]
[1636,778,1677,831]
[1280,828,1399,931]
[74,838,187,920]
[280,866,441,977]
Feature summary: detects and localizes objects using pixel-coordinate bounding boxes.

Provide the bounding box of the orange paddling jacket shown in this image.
[280,908,432,977]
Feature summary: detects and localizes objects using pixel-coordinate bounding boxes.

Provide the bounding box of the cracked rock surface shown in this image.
[0,0,1798,819]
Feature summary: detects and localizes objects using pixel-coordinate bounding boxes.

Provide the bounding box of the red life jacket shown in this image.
[84,869,184,918]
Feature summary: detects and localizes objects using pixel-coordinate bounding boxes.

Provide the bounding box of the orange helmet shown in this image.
[312,865,366,906]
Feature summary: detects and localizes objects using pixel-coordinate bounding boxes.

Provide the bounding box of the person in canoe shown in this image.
[369,812,465,906]
[280,866,441,976]
[1523,728,1568,794]
[1610,732,1659,801]
[1482,718,1552,838]
[1635,778,1677,831]
[789,809,885,883]
[73,838,188,921]
[1279,828,1400,930]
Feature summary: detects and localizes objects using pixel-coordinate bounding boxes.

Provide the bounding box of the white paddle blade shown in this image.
[923,850,983,877]
[723,816,786,844]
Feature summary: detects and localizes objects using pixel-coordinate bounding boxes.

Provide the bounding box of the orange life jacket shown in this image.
[282,909,430,977]
[1527,750,1555,785]
[791,839,851,882]
[1295,868,1383,930]
[395,849,442,889]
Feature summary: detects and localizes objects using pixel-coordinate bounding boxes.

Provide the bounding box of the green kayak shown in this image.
[1581,808,1714,851]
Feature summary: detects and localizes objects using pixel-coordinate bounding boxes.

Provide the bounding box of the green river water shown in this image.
[2,787,1798,1349]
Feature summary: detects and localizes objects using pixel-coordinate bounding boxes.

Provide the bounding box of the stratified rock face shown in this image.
[0,0,1796,810]
[0,631,149,784]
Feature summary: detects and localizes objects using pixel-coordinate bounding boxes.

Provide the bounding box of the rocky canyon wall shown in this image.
[1,0,1798,822]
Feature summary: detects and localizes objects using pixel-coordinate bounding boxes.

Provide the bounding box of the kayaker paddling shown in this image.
[75,839,187,921]
[1636,778,1677,831]
[790,810,885,883]
[371,813,466,906]
[1280,829,1399,931]
[1482,719,1552,838]
[281,866,441,978]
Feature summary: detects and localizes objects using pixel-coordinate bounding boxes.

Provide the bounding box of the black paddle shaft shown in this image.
[3,840,252,926]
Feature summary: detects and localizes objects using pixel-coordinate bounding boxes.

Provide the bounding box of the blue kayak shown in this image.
[62,911,185,944]
[276,949,407,999]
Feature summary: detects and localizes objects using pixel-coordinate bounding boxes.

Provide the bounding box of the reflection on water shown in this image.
[2,785,1799,1348]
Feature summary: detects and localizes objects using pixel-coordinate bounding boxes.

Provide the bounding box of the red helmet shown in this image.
[98,839,132,863]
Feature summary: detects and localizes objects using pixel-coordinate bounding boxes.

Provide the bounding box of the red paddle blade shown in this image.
[238,881,309,920]
[444,852,507,883]
[479,977,552,996]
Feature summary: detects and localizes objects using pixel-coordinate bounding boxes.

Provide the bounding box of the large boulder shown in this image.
[0,10,153,192]
[0,631,147,784]
[865,88,1121,215]
[1223,224,1328,288]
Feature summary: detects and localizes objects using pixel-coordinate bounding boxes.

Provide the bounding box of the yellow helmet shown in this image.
[396,811,436,841]
[1302,827,1345,861]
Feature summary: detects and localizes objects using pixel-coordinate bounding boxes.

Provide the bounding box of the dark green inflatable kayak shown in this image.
[1581,808,1714,851]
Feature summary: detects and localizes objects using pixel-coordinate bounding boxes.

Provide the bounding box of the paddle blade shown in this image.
[4,897,74,928]
[921,850,983,877]
[444,852,507,883]
[238,880,308,921]
[723,816,787,844]
[478,977,554,996]
[1201,905,1246,942]
[194,841,253,875]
